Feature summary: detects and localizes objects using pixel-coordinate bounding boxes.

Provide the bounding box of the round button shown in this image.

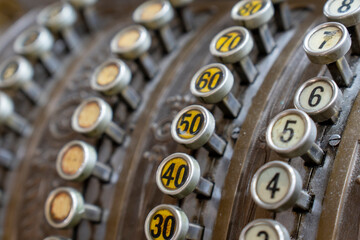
[266,109,321,161]
[190,63,233,103]
[156,153,201,199]
[294,77,343,122]
[231,0,274,29]
[209,26,254,64]
[0,56,33,89]
[37,2,77,31]
[239,219,290,240]
[171,105,215,150]
[324,0,360,27]
[133,0,174,30]
[44,187,85,229]
[303,22,351,64]
[72,97,112,137]
[90,59,131,95]
[144,204,189,240]
[111,25,151,60]
[56,140,97,182]
[251,160,303,211]
[14,26,55,58]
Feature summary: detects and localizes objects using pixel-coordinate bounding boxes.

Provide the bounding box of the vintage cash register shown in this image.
[0,0,359,239]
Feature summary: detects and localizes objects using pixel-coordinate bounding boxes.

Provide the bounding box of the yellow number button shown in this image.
[190,63,242,118]
[266,109,324,165]
[251,161,312,212]
[303,22,353,87]
[145,204,204,240]
[210,27,258,84]
[156,153,214,198]
[231,0,276,54]
[171,105,227,155]
[240,219,290,240]
[294,77,343,123]
[45,187,102,229]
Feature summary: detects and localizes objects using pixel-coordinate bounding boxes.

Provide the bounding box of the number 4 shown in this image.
[266,173,280,199]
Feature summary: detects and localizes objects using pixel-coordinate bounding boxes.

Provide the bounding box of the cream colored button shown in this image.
[266,109,324,165]
[71,97,126,144]
[45,187,102,229]
[0,56,42,105]
[251,161,312,212]
[144,204,204,240]
[37,2,79,51]
[303,22,353,87]
[111,25,157,79]
[239,219,290,240]
[294,77,343,123]
[90,59,141,110]
[0,91,32,136]
[56,140,112,182]
[231,0,276,54]
[209,27,258,84]
[13,26,59,76]
[190,63,242,118]
[324,0,360,54]
[156,153,214,199]
[171,105,227,155]
[133,0,176,53]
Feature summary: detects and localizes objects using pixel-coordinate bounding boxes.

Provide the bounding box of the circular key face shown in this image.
[0,56,34,89]
[110,25,151,59]
[2,62,18,80]
[231,0,274,29]
[303,22,351,64]
[240,219,290,240]
[133,0,174,29]
[38,2,77,30]
[294,77,342,122]
[209,26,254,63]
[61,144,84,175]
[14,26,54,57]
[266,109,317,158]
[251,161,303,211]
[324,0,360,26]
[144,204,189,240]
[156,153,200,198]
[45,187,85,229]
[190,63,234,104]
[78,101,101,129]
[90,59,132,95]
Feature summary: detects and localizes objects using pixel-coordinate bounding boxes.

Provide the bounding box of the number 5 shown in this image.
[280,120,297,143]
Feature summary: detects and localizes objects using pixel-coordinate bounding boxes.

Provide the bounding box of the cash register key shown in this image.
[239,219,291,240]
[231,0,276,54]
[266,109,324,165]
[169,0,194,32]
[37,2,79,52]
[294,77,343,123]
[71,97,126,144]
[56,140,112,182]
[13,26,59,76]
[133,0,176,53]
[171,105,227,155]
[156,153,214,199]
[0,91,32,136]
[144,204,204,240]
[190,63,242,118]
[90,58,141,110]
[0,56,42,105]
[324,0,360,54]
[251,160,312,212]
[111,25,158,80]
[303,22,353,87]
[209,26,258,84]
[44,187,102,229]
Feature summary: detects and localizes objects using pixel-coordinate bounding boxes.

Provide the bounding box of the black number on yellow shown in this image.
[257,231,269,240]
[162,163,175,186]
[308,86,324,107]
[280,120,297,143]
[161,163,189,188]
[177,113,204,135]
[216,34,241,51]
[338,0,353,13]
[196,71,223,91]
[238,2,262,16]
[150,214,176,240]
[266,173,280,199]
